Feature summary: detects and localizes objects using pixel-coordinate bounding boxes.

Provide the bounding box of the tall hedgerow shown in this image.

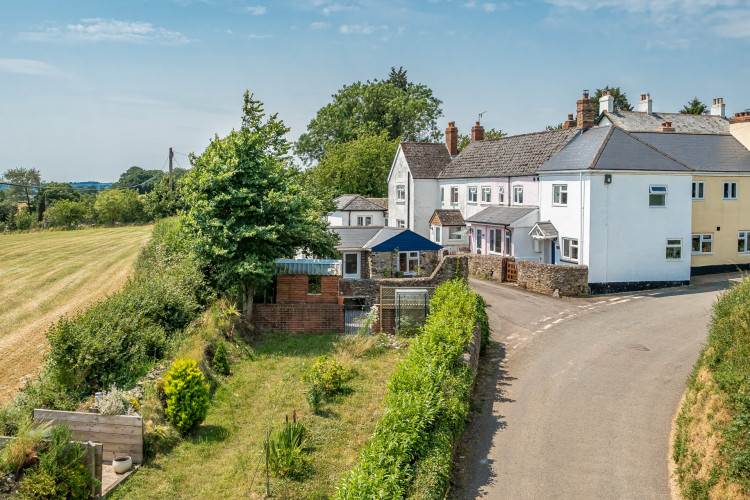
[336,278,488,499]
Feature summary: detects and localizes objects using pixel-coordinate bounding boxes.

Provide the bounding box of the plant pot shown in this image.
[113,456,132,474]
[337,296,345,305]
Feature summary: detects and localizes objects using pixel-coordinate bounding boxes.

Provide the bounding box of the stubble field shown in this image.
[0,226,152,403]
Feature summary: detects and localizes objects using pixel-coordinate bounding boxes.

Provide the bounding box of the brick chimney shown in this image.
[730,111,750,150]
[599,90,614,115]
[711,98,726,118]
[562,113,577,129]
[445,121,458,156]
[658,121,675,132]
[576,90,596,130]
[471,121,484,141]
[638,93,653,114]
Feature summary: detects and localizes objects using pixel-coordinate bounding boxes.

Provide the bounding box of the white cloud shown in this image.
[248,33,273,38]
[310,21,331,29]
[339,24,388,35]
[20,18,189,44]
[311,1,356,16]
[483,3,497,11]
[0,58,58,77]
[711,9,750,38]
[246,6,267,15]
[463,1,501,11]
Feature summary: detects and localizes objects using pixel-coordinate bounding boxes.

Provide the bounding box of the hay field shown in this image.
[0,226,153,403]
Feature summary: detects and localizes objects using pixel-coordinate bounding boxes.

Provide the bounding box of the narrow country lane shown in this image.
[452,278,730,500]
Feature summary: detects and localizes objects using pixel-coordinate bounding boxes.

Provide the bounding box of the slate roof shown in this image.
[330,226,441,252]
[335,195,388,212]
[538,125,692,172]
[400,142,452,179]
[465,206,538,226]
[438,128,579,179]
[631,132,750,173]
[368,198,388,209]
[529,221,559,239]
[430,209,465,226]
[598,111,730,134]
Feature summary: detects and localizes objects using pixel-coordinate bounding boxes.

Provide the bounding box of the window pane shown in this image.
[399,253,407,272]
[561,191,567,204]
[345,254,358,274]
[571,246,578,260]
[649,194,666,206]
[739,238,746,253]
[702,240,712,253]
[692,236,700,252]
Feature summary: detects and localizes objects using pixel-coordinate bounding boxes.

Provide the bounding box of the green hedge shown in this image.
[20,218,209,409]
[335,278,488,499]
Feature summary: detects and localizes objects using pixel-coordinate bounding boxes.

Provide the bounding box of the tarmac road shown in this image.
[451,277,731,500]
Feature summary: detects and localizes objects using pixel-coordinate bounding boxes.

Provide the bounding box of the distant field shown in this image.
[0,226,153,403]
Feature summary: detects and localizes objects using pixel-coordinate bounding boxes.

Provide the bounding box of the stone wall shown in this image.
[466,254,513,282]
[339,255,469,305]
[275,275,339,304]
[517,260,588,297]
[252,303,344,333]
[368,249,441,279]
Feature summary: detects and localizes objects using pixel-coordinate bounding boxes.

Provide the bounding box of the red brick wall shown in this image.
[275,275,339,304]
[252,304,345,333]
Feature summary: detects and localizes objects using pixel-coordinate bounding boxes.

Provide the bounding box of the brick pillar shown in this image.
[471,121,484,141]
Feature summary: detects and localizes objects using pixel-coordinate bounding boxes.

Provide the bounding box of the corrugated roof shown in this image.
[438,128,579,179]
[599,111,730,134]
[430,209,465,226]
[465,206,538,226]
[631,132,750,173]
[335,195,388,212]
[274,259,341,276]
[538,126,692,172]
[400,142,452,179]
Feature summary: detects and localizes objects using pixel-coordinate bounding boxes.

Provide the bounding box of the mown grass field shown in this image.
[110,332,404,500]
[0,226,153,404]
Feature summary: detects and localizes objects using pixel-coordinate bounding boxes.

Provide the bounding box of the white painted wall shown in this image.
[412,179,439,238]
[386,146,439,238]
[387,146,410,230]
[538,173,590,268]
[438,176,540,220]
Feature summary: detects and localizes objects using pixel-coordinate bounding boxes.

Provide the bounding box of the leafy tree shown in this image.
[0,190,18,229]
[2,167,41,211]
[295,68,443,163]
[593,86,633,112]
[94,189,145,225]
[112,166,164,194]
[305,132,398,198]
[457,128,507,153]
[545,123,563,131]
[35,182,81,221]
[183,91,338,317]
[144,168,189,220]
[44,200,89,227]
[680,97,707,115]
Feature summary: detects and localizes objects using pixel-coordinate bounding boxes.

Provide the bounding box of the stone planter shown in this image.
[113,456,132,474]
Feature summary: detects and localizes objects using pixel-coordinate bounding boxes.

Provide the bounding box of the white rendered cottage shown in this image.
[327,195,388,227]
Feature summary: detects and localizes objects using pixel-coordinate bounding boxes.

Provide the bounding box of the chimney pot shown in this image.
[711,97,726,118]
[471,121,485,142]
[638,93,653,114]
[583,90,589,99]
[445,121,458,156]
[562,112,577,129]
[576,92,596,130]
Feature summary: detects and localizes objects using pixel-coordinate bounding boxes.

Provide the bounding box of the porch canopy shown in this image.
[429,209,465,226]
[528,221,559,240]
[465,206,538,227]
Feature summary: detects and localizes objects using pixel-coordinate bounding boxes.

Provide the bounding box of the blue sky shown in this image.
[1,0,749,182]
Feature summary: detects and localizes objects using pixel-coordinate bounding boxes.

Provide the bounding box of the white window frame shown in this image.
[513,185,524,205]
[649,185,668,207]
[504,229,512,256]
[398,251,420,275]
[396,219,405,228]
[468,186,478,203]
[433,225,441,243]
[342,252,360,279]
[692,181,705,201]
[666,238,682,260]
[739,231,750,254]
[475,228,483,254]
[488,228,502,254]
[498,186,505,204]
[481,186,492,203]
[448,227,463,240]
[692,234,713,254]
[561,237,579,263]
[723,181,738,200]
[552,184,568,206]
[356,215,373,226]
[440,187,445,204]
[450,186,459,204]
[396,184,406,202]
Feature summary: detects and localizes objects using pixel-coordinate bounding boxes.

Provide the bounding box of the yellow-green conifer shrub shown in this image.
[163,358,210,434]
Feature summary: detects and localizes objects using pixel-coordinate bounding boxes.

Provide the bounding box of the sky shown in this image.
[1,0,749,182]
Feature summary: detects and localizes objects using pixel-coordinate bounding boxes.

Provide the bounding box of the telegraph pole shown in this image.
[168,147,174,192]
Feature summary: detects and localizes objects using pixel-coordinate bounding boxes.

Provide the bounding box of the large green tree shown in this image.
[183,92,338,318]
[457,128,507,154]
[112,166,164,194]
[94,189,145,225]
[44,199,89,227]
[144,168,189,219]
[2,167,41,211]
[295,67,443,163]
[594,86,633,112]
[305,132,399,198]
[34,182,81,221]
[680,97,707,115]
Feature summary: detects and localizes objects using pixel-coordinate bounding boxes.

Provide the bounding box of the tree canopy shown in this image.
[295,67,443,164]
[112,166,164,194]
[183,92,338,317]
[457,128,507,153]
[680,97,707,115]
[34,182,82,221]
[94,189,146,225]
[594,86,633,112]
[2,167,41,211]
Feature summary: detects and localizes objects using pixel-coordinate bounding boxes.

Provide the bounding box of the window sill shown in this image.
[560,258,579,264]
[723,198,738,201]
[551,203,568,207]
[396,201,406,204]
[691,252,713,255]
[692,199,705,201]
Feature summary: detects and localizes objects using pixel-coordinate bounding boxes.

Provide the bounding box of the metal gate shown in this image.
[395,289,430,329]
[344,306,371,334]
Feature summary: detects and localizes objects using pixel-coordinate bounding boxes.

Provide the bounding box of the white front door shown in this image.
[343,252,360,279]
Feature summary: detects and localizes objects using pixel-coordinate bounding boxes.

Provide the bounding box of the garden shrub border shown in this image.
[335,278,489,499]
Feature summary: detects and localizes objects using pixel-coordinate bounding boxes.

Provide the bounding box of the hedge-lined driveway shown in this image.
[452,278,731,499]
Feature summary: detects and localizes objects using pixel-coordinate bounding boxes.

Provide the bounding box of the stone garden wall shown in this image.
[466,254,513,282]
[368,250,441,279]
[517,260,588,297]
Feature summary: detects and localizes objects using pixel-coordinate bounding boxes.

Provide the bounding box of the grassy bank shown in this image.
[0,225,153,404]
[109,331,403,499]
[673,277,750,499]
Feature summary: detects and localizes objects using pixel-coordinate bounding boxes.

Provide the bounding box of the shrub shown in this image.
[265,413,309,479]
[16,467,59,499]
[163,358,210,434]
[335,278,488,499]
[303,356,345,397]
[211,341,231,376]
[396,315,421,337]
[0,420,47,474]
[97,384,138,416]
